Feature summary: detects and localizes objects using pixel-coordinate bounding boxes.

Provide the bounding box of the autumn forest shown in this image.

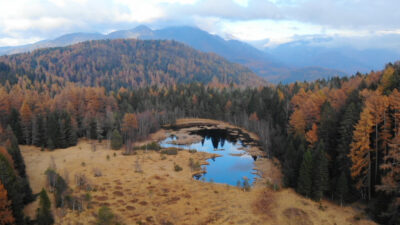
[0,39,399,224]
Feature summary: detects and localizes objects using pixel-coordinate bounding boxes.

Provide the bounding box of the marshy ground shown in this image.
[21,118,375,225]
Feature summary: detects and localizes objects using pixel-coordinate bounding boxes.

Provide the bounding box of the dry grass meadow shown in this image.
[20,119,376,225]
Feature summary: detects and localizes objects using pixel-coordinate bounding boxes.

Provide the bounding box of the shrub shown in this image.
[161,148,178,155]
[93,168,102,177]
[174,164,182,172]
[189,158,201,171]
[188,149,197,153]
[97,206,114,225]
[133,142,161,151]
[111,130,123,150]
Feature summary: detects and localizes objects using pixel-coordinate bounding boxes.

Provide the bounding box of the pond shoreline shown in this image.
[163,118,266,158]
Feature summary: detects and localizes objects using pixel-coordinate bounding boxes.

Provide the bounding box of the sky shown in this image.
[1,0,400,50]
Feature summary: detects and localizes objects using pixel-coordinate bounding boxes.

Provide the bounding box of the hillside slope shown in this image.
[0,39,266,88]
[0,26,345,83]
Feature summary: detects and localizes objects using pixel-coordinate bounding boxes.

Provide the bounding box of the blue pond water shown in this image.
[160,131,259,186]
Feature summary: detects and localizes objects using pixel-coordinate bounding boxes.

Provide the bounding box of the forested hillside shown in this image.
[0,39,266,89]
[0,41,399,224]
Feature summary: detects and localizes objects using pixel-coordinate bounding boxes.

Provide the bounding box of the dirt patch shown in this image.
[113,191,124,196]
[282,208,313,225]
[253,190,275,218]
[126,206,136,210]
[95,196,108,201]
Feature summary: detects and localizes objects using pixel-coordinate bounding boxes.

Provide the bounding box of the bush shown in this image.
[133,142,161,151]
[174,164,182,172]
[111,130,123,150]
[188,149,197,153]
[189,158,201,171]
[97,206,114,225]
[161,148,178,155]
[93,168,102,177]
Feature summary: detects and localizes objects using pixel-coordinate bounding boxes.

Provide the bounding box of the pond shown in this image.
[160,129,259,186]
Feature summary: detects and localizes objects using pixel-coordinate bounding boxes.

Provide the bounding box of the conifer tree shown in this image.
[20,101,32,145]
[349,108,374,200]
[297,149,313,197]
[0,153,24,224]
[336,171,349,207]
[312,141,329,201]
[36,188,54,225]
[8,108,23,144]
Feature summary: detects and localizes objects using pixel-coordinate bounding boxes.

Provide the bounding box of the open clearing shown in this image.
[21,118,375,225]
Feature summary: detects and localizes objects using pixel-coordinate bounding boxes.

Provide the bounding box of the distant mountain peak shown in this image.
[131,25,153,33]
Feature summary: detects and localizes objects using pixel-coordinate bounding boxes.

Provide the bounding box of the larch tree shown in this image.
[378,132,400,195]
[305,123,318,147]
[122,113,138,154]
[349,108,374,200]
[389,89,400,136]
[289,110,306,136]
[365,91,389,181]
[0,181,14,225]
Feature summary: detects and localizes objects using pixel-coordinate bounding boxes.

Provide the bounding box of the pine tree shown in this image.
[32,115,45,147]
[8,108,23,144]
[0,153,24,224]
[336,103,360,171]
[111,129,123,150]
[36,188,54,225]
[0,181,14,225]
[297,149,313,198]
[5,127,26,177]
[20,101,32,145]
[336,171,348,207]
[312,141,329,201]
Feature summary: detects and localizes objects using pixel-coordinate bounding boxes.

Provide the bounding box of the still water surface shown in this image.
[160,129,259,186]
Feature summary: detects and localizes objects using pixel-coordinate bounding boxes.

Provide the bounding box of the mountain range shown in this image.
[1,25,399,83]
[0,39,265,88]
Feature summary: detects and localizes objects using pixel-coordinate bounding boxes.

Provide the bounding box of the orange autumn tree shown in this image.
[389,89,400,135]
[305,123,318,147]
[122,113,138,154]
[349,108,374,200]
[378,133,400,195]
[364,91,389,179]
[0,181,14,225]
[289,110,306,136]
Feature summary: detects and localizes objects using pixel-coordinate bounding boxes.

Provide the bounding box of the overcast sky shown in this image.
[1,0,400,49]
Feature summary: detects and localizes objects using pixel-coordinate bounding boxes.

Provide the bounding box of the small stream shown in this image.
[160,129,259,186]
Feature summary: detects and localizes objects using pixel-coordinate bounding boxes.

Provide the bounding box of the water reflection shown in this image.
[160,129,259,186]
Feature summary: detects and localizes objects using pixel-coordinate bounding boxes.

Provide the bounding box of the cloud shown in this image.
[169,0,283,20]
[0,0,399,50]
[284,0,400,30]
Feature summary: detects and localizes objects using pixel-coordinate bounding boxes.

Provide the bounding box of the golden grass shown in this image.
[20,119,376,225]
